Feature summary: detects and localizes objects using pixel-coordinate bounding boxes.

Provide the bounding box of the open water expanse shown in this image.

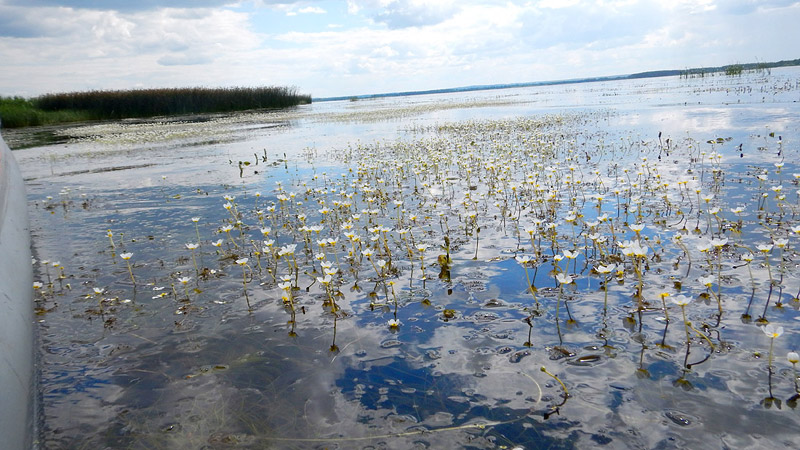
[11,67,800,449]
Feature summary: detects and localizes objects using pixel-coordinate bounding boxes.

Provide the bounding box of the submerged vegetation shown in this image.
[0,86,311,128]
[24,70,800,448]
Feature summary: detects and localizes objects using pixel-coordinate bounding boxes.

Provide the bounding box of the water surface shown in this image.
[19,67,800,449]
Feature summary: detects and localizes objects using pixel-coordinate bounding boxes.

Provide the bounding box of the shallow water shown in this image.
[18,67,800,449]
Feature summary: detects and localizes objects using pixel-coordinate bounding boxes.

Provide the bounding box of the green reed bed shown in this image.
[0,96,94,128]
[0,86,311,128]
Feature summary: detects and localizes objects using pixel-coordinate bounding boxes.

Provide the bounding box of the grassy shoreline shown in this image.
[0,86,311,129]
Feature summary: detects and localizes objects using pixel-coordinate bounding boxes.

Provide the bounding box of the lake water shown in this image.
[14,67,800,449]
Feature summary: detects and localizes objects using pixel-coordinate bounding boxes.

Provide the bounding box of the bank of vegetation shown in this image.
[0,86,311,128]
[678,58,800,79]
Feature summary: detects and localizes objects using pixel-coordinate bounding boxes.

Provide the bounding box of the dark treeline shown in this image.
[0,86,311,128]
[317,58,800,102]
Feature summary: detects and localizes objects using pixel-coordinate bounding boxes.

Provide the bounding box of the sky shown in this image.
[0,0,798,98]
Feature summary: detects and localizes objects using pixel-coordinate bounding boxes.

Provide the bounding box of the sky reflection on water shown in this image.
[19,68,800,449]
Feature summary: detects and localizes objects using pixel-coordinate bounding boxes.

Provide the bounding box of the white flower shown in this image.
[515,255,531,265]
[186,243,199,250]
[696,241,712,253]
[212,239,223,247]
[620,240,648,257]
[670,295,692,306]
[762,323,784,338]
[630,242,648,257]
[710,237,728,248]
[387,318,401,328]
[556,273,573,285]
[697,275,715,287]
[120,252,133,260]
[278,244,297,256]
[191,217,200,223]
[235,258,249,266]
[788,352,800,364]
[33,281,44,289]
[756,244,773,253]
[178,276,191,285]
[595,264,614,274]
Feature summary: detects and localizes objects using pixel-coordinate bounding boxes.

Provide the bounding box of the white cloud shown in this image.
[2,0,800,97]
[371,0,459,28]
[537,0,581,8]
[0,5,262,94]
[298,6,326,14]
[6,0,239,12]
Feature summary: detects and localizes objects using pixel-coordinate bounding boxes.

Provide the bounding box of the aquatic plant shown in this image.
[119,252,135,285]
[191,217,201,242]
[185,243,200,274]
[236,258,251,309]
[177,276,191,299]
[27,73,800,447]
[32,86,312,123]
[763,323,785,370]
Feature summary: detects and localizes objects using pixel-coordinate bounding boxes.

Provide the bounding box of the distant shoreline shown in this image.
[314,58,800,102]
